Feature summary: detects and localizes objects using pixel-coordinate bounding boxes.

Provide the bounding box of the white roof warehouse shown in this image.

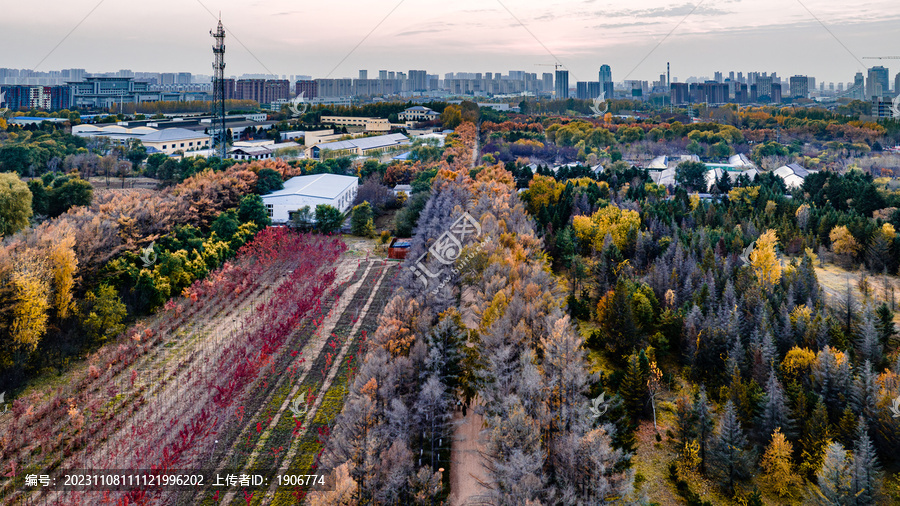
[261,174,359,223]
[306,133,409,159]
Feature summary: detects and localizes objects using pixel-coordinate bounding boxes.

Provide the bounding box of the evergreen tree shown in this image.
[757,366,794,441]
[801,398,831,477]
[816,441,851,505]
[849,421,882,506]
[695,387,715,474]
[855,306,882,368]
[673,388,697,451]
[619,351,649,425]
[851,360,877,425]
[875,303,895,346]
[350,201,376,237]
[709,400,755,494]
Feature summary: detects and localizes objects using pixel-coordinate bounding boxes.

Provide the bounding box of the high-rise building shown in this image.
[408,70,427,92]
[542,72,553,92]
[599,64,612,84]
[734,83,748,104]
[160,73,176,85]
[263,80,290,103]
[670,82,690,104]
[771,83,782,103]
[789,75,809,99]
[177,72,192,85]
[555,70,569,99]
[756,76,772,101]
[895,72,900,94]
[867,66,889,98]
[359,70,367,80]
[0,84,70,110]
[588,82,601,99]
[235,79,266,102]
[714,71,723,83]
[378,70,387,80]
[575,82,589,100]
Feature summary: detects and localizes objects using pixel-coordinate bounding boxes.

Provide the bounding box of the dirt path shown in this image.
[629,421,680,505]
[449,401,491,506]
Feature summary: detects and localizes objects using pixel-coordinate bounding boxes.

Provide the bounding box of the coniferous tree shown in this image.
[619,351,649,425]
[673,388,697,452]
[851,360,877,426]
[816,441,851,505]
[695,387,715,474]
[849,420,882,506]
[855,307,882,368]
[761,428,801,498]
[483,397,545,505]
[801,398,831,477]
[813,346,851,413]
[757,366,794,441]
[875,303,895,346]
[709,400,755,494]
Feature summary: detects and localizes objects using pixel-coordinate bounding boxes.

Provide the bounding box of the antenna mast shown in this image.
[211,17,227,159]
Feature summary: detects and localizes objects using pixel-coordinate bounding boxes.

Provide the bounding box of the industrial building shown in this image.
[72,124,211,155]
[262,174,359,222]
[307,133,409,159]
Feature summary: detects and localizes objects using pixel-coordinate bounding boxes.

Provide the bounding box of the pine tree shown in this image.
[757,366,794,441]
[855,306,882,368]
[875,303,895,346]
[709,400,754,494]
[851,360,877,425]
[695,387,715,474]
[800,398,831,478]
[619,351,648,425]
[816,441,851,505]
[761,428,801,498]
[849,420,882,506]
[835,405,859,449]
[813,346,850,413]
[673,388,697,451]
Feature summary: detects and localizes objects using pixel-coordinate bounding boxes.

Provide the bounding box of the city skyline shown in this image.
[2,0,899,84]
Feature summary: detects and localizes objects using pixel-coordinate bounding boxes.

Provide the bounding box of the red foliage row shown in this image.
[121,229,345,503]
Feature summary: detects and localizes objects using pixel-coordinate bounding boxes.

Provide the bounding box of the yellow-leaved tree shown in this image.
[829,225,860,257]
[571,204,641,252]
[522,174,561,216]
[750,229,782,288]
[11,255,51,353]
[761,428,802,497]
[49,227,78,319]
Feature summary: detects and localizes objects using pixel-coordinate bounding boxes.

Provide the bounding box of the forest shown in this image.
[313,106,900,504]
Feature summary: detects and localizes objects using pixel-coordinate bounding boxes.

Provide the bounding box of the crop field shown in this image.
[0,228,398,505]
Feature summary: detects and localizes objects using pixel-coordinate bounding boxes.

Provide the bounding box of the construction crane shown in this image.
[535,63,564,71]
[862,56,900,59]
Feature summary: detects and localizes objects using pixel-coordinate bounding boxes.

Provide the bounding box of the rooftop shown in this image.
[315,133,409,152]
[264,174,358,200]
[140,128,210,142]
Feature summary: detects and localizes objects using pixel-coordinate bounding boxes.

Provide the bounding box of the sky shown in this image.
[2,0,899,85]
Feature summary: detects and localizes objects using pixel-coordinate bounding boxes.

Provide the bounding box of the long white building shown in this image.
[261,174,358,223]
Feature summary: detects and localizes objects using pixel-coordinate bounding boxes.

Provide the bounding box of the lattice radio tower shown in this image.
[211,17,227,159]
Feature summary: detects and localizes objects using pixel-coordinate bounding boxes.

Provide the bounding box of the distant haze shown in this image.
[2,0,898,84]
